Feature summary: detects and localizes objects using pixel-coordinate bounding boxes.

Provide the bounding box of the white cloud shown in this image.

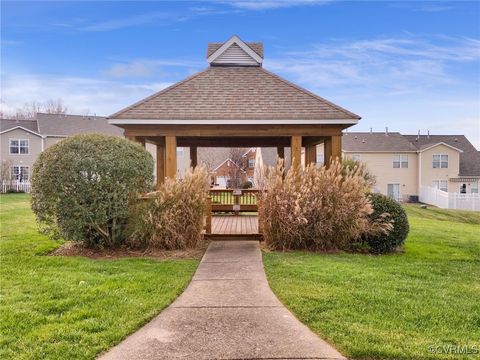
[102,58,204,79]
[0,73,172,116]
[220,0,330,10]
[103,61,158,78]
[266,36,480,96]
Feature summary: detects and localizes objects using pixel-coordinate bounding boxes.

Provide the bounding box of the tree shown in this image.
[3,99,68,119]
[226,148,247,188]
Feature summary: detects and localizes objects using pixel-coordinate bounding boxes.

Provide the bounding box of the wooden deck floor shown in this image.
[212,215,259,234]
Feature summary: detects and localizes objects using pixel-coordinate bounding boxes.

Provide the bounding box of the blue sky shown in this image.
[2,0,479,147]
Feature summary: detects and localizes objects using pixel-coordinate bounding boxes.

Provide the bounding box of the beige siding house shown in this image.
[342,132,480,201]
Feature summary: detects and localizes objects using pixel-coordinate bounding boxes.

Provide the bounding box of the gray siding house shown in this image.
[1,113,123,189]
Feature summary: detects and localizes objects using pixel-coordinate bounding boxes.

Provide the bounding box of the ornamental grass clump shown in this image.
[31,134,154,248]
[127,166,210,250]
[258,160,391,251]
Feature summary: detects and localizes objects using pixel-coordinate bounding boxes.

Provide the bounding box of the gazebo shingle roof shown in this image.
[110,66,360,120]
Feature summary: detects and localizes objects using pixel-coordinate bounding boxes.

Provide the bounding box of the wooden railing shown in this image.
[209,189,260,213]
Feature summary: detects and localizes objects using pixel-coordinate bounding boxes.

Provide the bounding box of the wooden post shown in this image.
[165,136,177,179]
[324,135,342,167]
[190,146,198,168]
[324,138,332,168]
[156,140,165,189]
[277,146,285,161]
[291,136,302,170]
[206,197,212,234]
[331,135,342,164]
[305,145,317,167]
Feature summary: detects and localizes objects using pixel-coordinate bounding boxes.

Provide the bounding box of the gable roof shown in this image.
[207,41,264,59]
[404,135,480,176]
[109,66,360,122]
[212,158,246,173]
[415,142,463,153]
[343,132,417,152]
[207,35,263,66]
[36,113,123,137]
[0,119,39,133]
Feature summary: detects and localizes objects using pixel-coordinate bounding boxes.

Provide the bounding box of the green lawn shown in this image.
[263,205,480,360]
[0,194,199,360]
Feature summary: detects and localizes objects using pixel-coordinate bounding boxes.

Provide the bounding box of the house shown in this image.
[108,35,359,191]
[212,158,246,188]
[341,131,480,200]
[208,147,278,188]
[0,113,123,186]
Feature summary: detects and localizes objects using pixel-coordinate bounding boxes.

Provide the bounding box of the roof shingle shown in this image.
[0,119,39,133]
[110,66,360,120]
[343,132,417,152]
[36,113,123,137]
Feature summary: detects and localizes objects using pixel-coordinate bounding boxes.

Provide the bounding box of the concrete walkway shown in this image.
[99,241,345,360]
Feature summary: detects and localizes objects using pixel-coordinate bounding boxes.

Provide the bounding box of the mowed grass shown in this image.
[263,204,480,360]
[0,194,199,360]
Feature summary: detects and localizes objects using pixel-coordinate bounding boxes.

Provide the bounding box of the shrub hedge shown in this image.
[364,193,409,253]
[31,134,153,247]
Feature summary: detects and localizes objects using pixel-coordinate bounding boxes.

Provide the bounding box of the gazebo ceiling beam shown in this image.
[176,136,291,148]
[302,136,328,147]
[122,124,344,137]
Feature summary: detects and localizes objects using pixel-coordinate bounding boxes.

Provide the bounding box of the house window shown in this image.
[11,166,29,182]
[432,180,448,192]
[248,159,255,168]
[9,139,29,154]
[393,154,408,168]
[471,182,478,194]
[387,184,400,201]
[352,154,361,162]
[459,184,467,194]
[433,154,448,168]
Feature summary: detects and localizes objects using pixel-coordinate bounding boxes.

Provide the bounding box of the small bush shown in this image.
[258,160,390,252]
[363,193,409,253]
[31,134,154,247]
[127,166,210,250]
[241,181,253,189]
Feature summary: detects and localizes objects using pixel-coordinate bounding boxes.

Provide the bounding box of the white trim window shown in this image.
[11,166,29,182]
[432,180,448,192]
[248,158,255,168]
[9,139,29,154]
[433,154,448,168]
[471,182,478,194]
[393,154,408,168]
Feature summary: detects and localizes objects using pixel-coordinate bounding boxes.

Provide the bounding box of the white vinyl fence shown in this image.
[419,186,480,211]
[1,181,32,193]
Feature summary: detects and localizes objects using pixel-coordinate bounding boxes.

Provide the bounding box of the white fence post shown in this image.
[420,185,479,211]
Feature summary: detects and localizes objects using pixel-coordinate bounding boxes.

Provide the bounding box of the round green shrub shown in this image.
[365,193,409,253]
[31,134,154,248]
[241,181,253,189]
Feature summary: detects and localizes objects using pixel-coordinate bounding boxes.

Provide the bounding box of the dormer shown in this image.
[206,35,263,67]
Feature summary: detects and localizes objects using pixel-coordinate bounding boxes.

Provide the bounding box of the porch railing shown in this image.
[209,189,260,213]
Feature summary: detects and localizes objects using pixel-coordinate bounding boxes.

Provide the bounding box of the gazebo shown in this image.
[108,35,360,191]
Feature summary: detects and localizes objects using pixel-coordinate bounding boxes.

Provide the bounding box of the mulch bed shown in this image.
[50,241,208,260]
